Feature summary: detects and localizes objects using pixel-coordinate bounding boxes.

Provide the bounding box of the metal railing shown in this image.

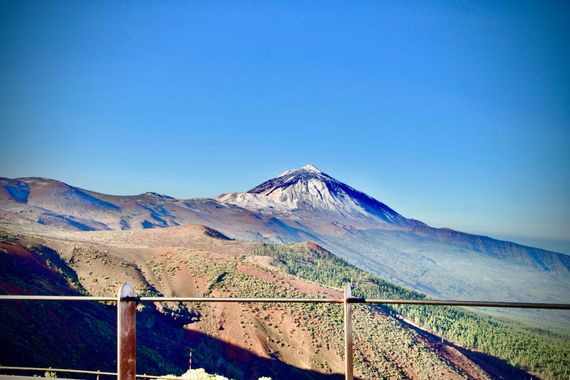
[1,283,570,380]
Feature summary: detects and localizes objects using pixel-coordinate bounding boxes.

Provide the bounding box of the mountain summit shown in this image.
[218,164,414,226]
[276,163,323,177]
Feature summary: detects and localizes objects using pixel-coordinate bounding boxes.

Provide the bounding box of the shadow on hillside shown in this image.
[395,317,536,380]
[453,347,537,380]
[184,329,347,380]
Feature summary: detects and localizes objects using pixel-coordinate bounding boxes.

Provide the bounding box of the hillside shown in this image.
[2,225,569,378]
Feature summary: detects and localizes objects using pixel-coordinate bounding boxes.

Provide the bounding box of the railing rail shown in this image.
[0,295,118,302]
[3,294,569,309]
[1,284,569,380]
[0,365,183,379]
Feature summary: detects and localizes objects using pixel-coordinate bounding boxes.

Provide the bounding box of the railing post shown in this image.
[344,283,353,380]
[117,283,136,380]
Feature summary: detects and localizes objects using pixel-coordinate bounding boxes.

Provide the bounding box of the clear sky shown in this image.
[1,1,569,252]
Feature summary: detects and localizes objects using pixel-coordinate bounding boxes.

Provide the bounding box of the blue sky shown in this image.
[1,1,569,252]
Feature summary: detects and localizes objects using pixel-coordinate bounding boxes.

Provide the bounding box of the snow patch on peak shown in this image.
[301,164,321,173]
[278,164,322,178]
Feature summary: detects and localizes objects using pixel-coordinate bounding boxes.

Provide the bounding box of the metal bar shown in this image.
[344,284,354,380]
[0,295,117,302]
[117,283,137,380]
[1,294,569,309]
[354,299,570,309]
[137,296,343,303]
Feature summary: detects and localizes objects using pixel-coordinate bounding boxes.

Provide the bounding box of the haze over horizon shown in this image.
[1,1,569,252]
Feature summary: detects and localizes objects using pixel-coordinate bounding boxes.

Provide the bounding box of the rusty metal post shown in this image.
[344,283,353,380]
[117,283,136,380]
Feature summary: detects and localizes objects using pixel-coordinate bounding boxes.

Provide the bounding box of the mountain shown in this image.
[219,164,420,228]
[1,167,569,308]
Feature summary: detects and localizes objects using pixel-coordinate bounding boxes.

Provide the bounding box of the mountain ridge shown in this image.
[3,172,566,255]
[1,166,569,307]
